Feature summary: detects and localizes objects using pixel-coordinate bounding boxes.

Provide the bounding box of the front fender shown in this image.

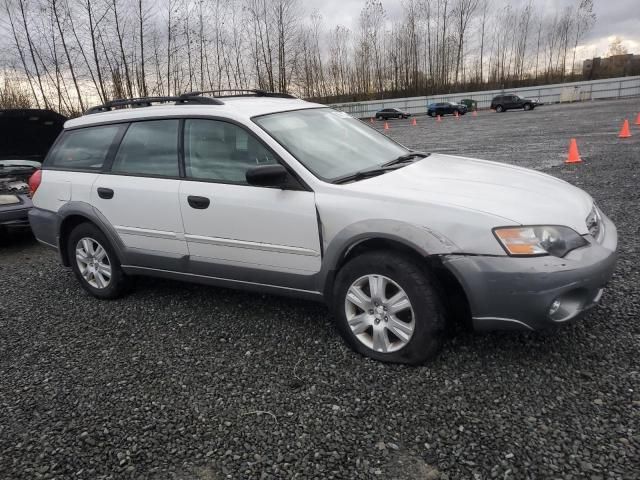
[317,219,458,296]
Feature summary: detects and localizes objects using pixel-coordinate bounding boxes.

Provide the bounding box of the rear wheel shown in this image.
[332,251,445,364]
[495,105,504,113]
[67,222,130,299]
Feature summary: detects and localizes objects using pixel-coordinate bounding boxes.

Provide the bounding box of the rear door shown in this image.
[92,119,188,257]
[37,124,122,213]
[178,118,321,280]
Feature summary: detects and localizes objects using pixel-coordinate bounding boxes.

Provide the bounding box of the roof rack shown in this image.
[84,95,224,115]
[183,89,297,99]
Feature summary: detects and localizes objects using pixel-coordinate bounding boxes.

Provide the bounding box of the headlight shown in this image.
[493,226,589,257]
[585,205,603,243]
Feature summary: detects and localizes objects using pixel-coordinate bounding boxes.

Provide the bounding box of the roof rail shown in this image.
[84,95,224,115]
[183,89,297,99]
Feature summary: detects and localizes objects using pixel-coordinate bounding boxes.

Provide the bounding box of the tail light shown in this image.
[28,169,42,197]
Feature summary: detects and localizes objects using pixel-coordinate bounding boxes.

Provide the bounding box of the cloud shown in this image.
[314,0,640,57]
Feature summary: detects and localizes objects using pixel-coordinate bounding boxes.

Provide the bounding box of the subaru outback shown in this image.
[28,90,617,364]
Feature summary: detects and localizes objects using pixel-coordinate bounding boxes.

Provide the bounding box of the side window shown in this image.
[111,120,179,177]
[48,125,120,170]
[184,119,277,184]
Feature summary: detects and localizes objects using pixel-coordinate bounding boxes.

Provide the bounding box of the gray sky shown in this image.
[312,0,640,59]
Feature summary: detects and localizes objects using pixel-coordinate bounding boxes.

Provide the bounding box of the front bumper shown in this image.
[0,194,33,229]
[442,215,618,331]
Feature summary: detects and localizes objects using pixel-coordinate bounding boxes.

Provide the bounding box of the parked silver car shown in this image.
[29,92,617,364]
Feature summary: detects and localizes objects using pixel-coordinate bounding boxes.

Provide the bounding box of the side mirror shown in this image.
[246,164,289,188]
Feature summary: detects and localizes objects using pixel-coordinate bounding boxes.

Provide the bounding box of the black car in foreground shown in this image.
[375,108,411,120]
[490,94,539,112]
[0,109,66,235]
[427,102,467,117]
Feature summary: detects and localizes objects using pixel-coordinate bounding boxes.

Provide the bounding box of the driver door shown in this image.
[178,118,322,281]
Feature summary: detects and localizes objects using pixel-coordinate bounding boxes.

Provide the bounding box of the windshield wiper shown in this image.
[332,167,394,184]
[381,151,429,168]
[333,152,429,185]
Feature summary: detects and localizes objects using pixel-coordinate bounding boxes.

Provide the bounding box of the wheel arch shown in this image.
[57,202,125,267]
[323,235,471,330]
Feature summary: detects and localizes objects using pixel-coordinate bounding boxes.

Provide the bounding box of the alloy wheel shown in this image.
[75,237,112,289]
[344,274,415,353]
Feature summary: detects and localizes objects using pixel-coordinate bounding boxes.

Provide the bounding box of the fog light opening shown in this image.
[549,299,562,316]
[548,289,587,322]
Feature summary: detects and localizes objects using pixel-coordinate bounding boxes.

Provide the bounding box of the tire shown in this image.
[459,110,466,116]
[495,105,504,113]
[376,115,383,120]
[523,103,532,111]
[332,251,446,364]
[67,222,131,299]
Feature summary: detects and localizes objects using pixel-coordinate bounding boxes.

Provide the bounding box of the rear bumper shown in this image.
[442,215,618,331]
[28,207,59,248]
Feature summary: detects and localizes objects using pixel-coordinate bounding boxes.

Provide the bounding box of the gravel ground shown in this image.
[1,99,639,479]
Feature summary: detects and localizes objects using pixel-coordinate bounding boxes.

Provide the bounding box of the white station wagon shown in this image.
[28,90,617,364]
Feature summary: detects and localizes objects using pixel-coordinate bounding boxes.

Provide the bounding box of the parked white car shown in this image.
[29,91,617,364]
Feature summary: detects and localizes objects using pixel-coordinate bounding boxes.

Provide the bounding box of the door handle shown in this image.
[97,187,114,199]
[187,195,210,209]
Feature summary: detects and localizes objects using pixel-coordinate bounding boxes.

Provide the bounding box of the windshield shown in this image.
[253,108,409,182]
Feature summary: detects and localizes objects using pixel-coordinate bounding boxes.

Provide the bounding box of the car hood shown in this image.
[0,109,66,162]
[344,153,594,234]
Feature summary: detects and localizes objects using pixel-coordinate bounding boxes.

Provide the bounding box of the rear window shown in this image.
[48,125,120,170]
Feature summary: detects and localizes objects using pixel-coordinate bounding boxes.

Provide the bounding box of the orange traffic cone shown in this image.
[472,110,478,117]
[455,110,459,119]
[635,113,640,126]
[384,121,389,131]
[566,138,581,164]
[436,115,441,123]
[370,117,374,124]
[618,119,632,138]
[411,117,417,126]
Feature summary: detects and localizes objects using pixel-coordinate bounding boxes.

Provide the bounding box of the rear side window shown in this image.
[111,120,179,177]
[48,125,120,170]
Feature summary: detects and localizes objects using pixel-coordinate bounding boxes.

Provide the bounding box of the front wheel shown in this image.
[332,251,445,364]
[495,105,504,113]
[68,222,130,299]
[523,103,532,111]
